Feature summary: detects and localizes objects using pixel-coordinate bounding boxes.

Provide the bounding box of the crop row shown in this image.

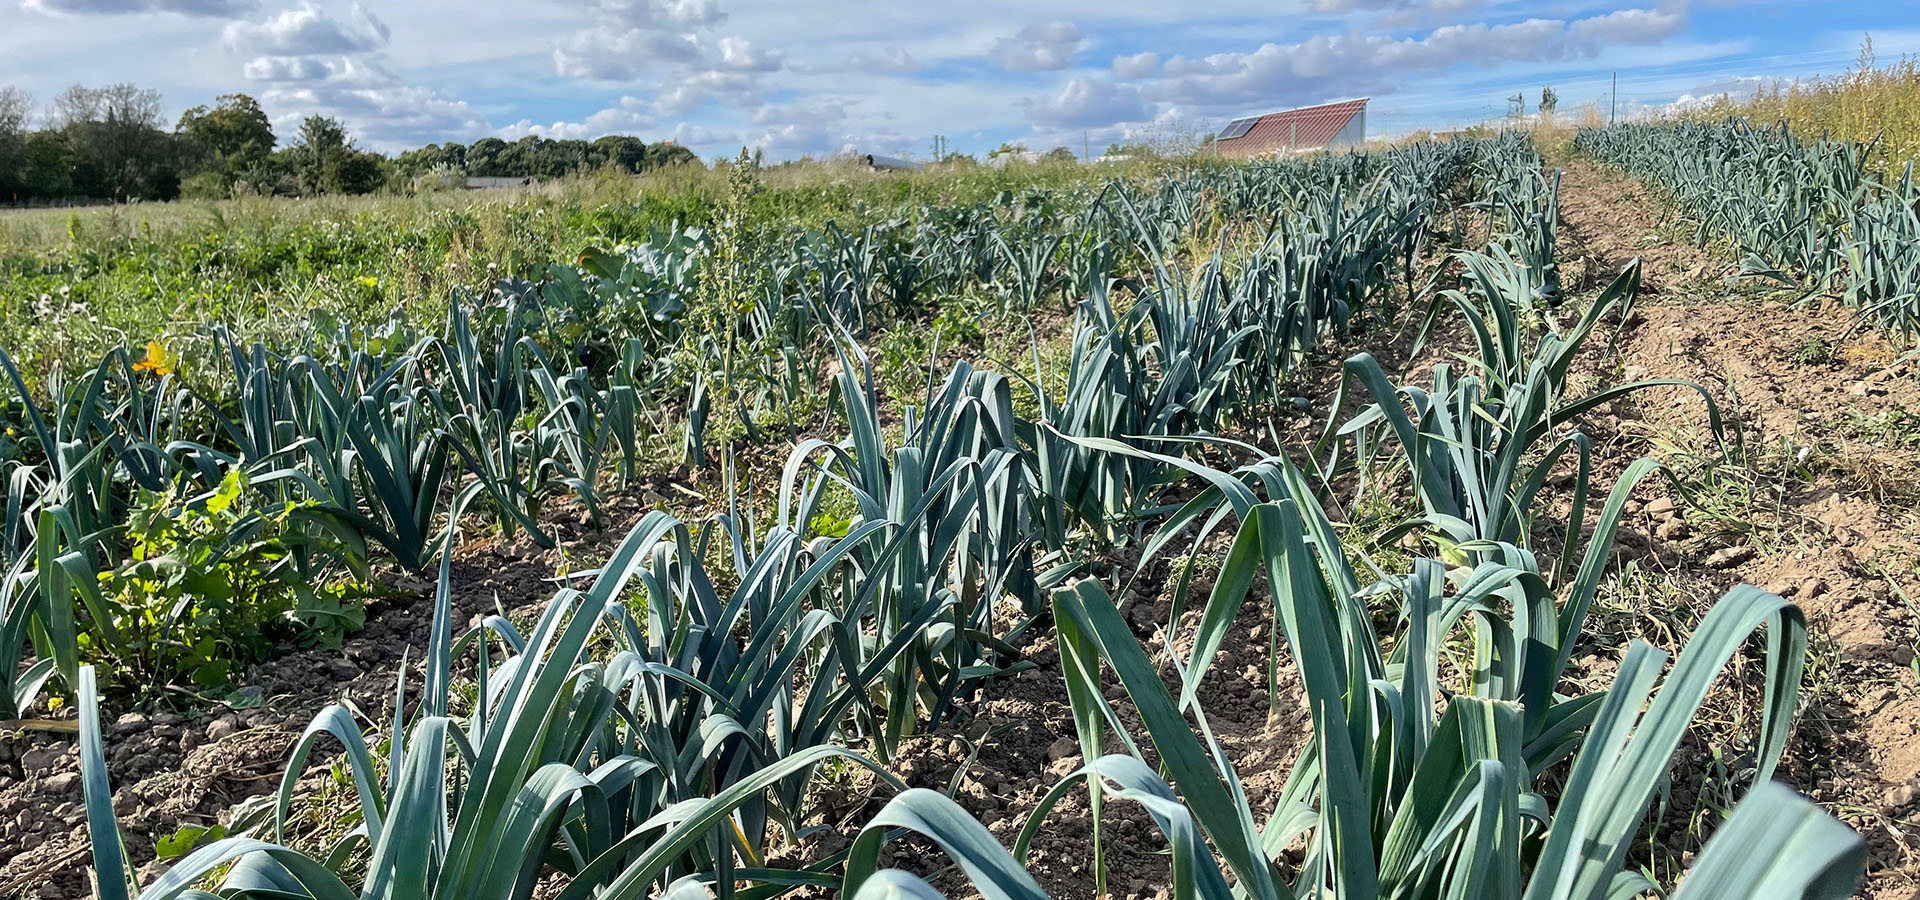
[1574,118,1920,336]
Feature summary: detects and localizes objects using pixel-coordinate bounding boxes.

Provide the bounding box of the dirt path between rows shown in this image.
[1556,156,1920,899]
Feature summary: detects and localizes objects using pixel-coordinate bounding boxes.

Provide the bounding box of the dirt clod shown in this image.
[1706,545,1754,569]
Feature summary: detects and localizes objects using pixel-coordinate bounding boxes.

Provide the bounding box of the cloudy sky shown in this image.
[1,0,1913,161]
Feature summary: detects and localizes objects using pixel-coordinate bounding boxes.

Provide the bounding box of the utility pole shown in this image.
[1083,130,1089,162]
[1610,72,1617,125]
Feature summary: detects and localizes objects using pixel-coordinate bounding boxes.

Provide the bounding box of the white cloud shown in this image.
[242,53,394,87]
[1112,51,1158,78]
[988,21,1085,71]
[718,35,782,71]
[1022,76,1150,128]
[1307,0,1480,15]
[211,2,497,149]
[242,54,333,81]
[24,0,256,15]
[1145,8,1686,114]
[0,0,1768,166]
[789,45,919,75]
[654,69,759,115]
[551,0,731,82]
[222,2,389,55]
[1664,73,1771,111]
[562,0,726,30]
[1566,8,1686,45]
[669,121,740,151]
[497,96,658,139]
[262,81,488,147]
[553,27,705,80]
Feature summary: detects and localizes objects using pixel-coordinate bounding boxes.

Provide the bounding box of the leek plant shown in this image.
[1323,259,1723,569]
[777,344,1037,756]
[1576,118,1920,337]
[1036,496,1858,900]
[74,517,914,900]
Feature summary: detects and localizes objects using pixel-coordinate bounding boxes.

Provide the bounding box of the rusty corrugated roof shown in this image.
[1215,98,1368,154]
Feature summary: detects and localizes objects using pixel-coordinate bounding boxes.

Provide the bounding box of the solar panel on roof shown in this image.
[1218,117,1259,140]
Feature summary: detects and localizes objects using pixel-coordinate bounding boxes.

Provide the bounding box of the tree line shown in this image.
[0,84,697,205]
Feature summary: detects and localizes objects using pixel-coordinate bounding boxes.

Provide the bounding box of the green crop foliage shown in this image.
[0,129,1866,900]
[1576,118,1920,338]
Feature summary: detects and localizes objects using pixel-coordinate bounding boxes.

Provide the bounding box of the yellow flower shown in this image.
[132,341,175,376]
[355,275,380,288]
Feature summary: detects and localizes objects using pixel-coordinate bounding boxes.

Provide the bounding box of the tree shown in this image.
[1044,146,1076,162]
[288,115,349,192]
[53,83,179,200]
[177,93,274,177]
[466,136,507,176]
[1541,86,1559,116]
[324,147,385,194]
[592,134,647,172]
[642,142,694,170]
[282,115,391,196]
[21,131,74,200]
[0,86,29,202]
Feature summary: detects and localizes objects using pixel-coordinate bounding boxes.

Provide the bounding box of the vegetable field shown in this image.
[1,124,1914,899]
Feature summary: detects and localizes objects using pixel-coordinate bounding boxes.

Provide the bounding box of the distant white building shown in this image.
[986,149,1044,168]
[410,173,537,191]
[464,176,537,189]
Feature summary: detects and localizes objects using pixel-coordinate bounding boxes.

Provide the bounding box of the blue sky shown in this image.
[1,0,1915,161]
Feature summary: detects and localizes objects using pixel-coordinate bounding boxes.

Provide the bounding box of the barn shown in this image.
[1212,98,1368,158]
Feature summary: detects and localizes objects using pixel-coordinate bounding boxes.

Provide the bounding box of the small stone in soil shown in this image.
[21,747,66,772]
[206,715,239,743]
[1882,782,1915,814]
[1705,545,1753,569]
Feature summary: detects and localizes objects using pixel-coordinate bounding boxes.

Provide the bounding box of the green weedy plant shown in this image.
[89,470,370,696]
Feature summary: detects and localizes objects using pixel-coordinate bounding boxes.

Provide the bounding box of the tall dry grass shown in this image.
[1683,38,1920,181]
